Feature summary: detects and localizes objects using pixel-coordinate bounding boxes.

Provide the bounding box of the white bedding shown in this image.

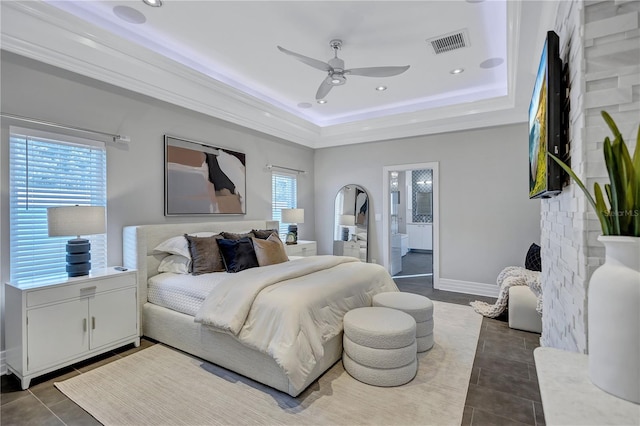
[148,272,227,316]
[194,255,399,390]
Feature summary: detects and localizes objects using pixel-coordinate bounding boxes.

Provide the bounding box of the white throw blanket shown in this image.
[470,266,542,318]
[194,255,399,389]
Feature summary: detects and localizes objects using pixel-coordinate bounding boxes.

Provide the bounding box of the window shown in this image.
[271,171,297,237]
[9,127,107,283]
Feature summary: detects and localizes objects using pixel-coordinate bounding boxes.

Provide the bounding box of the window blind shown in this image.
[9,127,107,283]
[271,171,297,237]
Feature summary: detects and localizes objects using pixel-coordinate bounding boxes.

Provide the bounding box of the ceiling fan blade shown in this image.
[277,46,332,72]
[346,65,410,77]
[315,77,334,100]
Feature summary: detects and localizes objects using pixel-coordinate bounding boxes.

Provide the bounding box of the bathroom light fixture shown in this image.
[142,0,162,7]
[450,68,464,74]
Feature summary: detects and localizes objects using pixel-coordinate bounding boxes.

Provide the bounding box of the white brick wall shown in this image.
[541,0,640,353]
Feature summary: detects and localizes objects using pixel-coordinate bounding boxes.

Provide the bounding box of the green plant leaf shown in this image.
[603,138,621,234]
[602,111,623,140]
[548,152,610,228]
[594,183,611,235]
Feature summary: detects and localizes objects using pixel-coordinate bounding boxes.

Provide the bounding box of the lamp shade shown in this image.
[47,206,106,237]
[339,214,356,226]
[281,208,304,224]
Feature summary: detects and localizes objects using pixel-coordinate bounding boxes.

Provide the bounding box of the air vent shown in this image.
[427,30,469,55]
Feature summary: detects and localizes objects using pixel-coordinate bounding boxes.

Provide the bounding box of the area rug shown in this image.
[55,301,481,425]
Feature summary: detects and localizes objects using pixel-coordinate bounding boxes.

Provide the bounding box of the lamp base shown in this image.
[66,238,91,277]
[286,224,298,245]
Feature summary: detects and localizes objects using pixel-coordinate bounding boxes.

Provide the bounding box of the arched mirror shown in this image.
[333,185,369,262]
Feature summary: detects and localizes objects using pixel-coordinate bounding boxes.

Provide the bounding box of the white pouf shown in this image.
[373,292,434,352]
[342,307,417,387]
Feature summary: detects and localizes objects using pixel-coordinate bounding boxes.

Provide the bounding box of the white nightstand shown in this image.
[284,240,317,257]
[4,268,140,389]
[333,240,361,259]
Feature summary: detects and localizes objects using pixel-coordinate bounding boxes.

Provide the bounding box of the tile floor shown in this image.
[2,275,544,426]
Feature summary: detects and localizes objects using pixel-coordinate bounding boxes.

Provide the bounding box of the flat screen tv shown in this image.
[529,30,565,199]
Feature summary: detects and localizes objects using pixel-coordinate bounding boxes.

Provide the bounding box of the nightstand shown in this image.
[284,240,317,257]
[4,268,140,389]
[333,240,361,259]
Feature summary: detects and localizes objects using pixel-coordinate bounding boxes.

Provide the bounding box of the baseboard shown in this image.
[1,350,6,376]
[439,278,499,298]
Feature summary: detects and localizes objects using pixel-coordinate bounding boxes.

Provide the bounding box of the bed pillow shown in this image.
[184,234,225,275]
[252,233,289,266]
[153,232,217,258]
[220,231,255,240]
[157,254,191,274]
[251,229,279,240]
[217,237,259,273]
[525,243,542,272]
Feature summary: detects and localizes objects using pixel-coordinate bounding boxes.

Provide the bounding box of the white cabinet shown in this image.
[284,240,317,257]
[5,269,139,389]
[333,240,361,259]
[406,223,433,250]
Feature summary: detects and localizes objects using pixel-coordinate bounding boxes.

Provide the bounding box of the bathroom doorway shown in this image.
[382,162,439,289]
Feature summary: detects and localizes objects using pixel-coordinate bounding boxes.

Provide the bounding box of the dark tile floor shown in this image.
[2,274,544,426]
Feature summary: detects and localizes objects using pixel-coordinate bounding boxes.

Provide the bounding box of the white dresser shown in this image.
[333,240,360,259]
[284,240,317,257]
[5,268,140,389]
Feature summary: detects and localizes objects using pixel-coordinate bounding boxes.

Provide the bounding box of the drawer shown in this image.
[27,273,136,307]
[285,243,317,257]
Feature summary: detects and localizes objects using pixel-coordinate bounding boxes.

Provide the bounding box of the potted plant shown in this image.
[550,110,639,404]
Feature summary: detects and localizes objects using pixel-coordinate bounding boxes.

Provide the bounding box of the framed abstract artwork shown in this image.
[164,135,246,215]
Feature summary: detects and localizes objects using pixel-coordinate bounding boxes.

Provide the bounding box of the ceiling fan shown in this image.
[277,39,410,100]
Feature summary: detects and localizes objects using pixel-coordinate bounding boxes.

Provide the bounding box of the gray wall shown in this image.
[314,123,541,286]
[0,52,315,352]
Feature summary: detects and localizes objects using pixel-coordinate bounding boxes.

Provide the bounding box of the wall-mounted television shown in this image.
[529,30,566,199]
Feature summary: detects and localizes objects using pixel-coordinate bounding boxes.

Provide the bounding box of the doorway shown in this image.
[382,162,439,289]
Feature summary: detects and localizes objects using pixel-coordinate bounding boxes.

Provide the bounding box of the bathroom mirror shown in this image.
[334,185,369,262]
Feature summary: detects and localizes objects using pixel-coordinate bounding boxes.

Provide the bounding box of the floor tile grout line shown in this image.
[28,388,66,425]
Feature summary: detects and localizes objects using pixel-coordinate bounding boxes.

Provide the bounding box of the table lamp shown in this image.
[47,205,106,277]
[339,214,355,241]
[281,208,304,244]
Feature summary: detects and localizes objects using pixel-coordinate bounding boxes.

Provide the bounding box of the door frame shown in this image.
[382,162,440,289]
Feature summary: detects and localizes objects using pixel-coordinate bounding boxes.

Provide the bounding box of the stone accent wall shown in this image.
[541,0,640,352]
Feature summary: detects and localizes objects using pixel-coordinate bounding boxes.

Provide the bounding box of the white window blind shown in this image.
[271,171,297,237]
[9,127,107,283]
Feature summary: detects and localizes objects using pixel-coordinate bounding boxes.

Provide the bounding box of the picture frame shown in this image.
[164,135,246,216]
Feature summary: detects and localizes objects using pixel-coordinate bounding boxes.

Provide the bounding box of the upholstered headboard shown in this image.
[122,220,278,335]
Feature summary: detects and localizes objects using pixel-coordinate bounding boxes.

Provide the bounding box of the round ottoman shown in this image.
[373,292,434,352]
[342,307,417,387]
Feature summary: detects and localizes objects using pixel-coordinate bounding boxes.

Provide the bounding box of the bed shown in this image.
[122,220,398,397]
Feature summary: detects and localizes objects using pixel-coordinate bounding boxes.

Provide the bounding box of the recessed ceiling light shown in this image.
[113,5,146,24]
[376,86,387,91]
[480,57,504,69]
[450,68,464,74]
[317,99,327,104]
[142,0,163,7]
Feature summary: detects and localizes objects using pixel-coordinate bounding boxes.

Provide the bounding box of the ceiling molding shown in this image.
[1,1,529,148]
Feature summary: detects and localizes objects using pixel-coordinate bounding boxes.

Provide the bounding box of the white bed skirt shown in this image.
[143,302,343,396]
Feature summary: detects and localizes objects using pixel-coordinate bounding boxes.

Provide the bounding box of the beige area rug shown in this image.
[55,301,481,426]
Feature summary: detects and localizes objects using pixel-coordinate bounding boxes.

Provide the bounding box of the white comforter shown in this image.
[194,255,398,389]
